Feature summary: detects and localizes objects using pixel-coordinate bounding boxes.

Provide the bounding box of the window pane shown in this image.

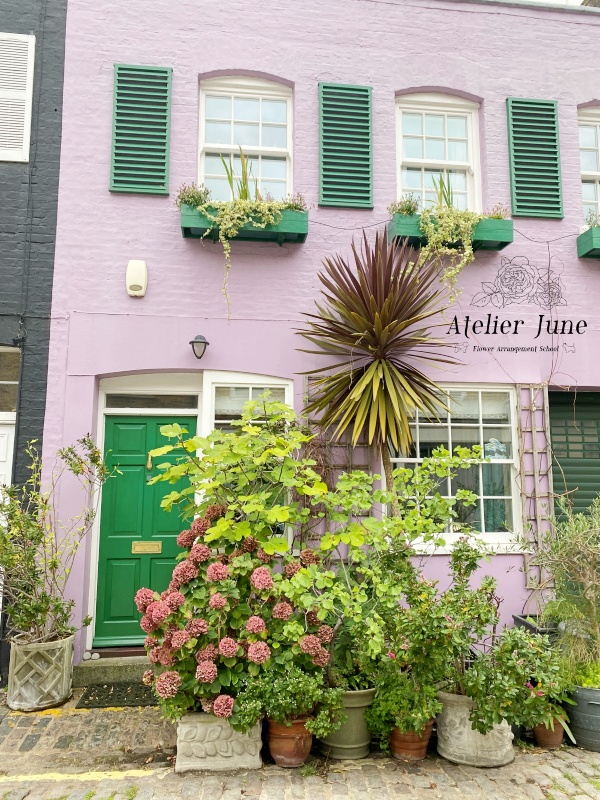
[419,396,447,422]
[215,387,251,419]
[233,122,259,146]
[402,113,422,135]
[484,498,512,532]
[403,137,423,159]
[451,427,481,449]
[402,167,422,189]
[453,194,468,210]
[419,425,449,457]
[250,387,286,402]
[0,384,18,412]
[262,100,287,123]
[424,170,441,189]
[262,125,287,148]
[448,170,467,192]
[452,468,483,529]
[205,121,231,144]
[260,180,286,200]
[423,192,436,208]
[0,350,20,381]
[448,140,468,162]
[584,202,597,218]
[233,155,259,176]
[581,150,599,173]
[205,154,229,176]
[482,463,512,496]
[579,125,597,148]
[481,391,510,423]
[424,115,444,136]
[483,427,512,459]
[233,97,259,121]
[582,181,597,201]
[425,138,445,160]
[205,95,231,119]
[447,116,467,138]
[449,391,479,422]
[205,177,230,201]
[451,465,480,495]
[260,157,286,179]
[105,394,198,409]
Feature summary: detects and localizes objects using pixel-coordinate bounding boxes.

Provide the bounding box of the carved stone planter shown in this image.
[175,713,262,773]
[7,634,74,711]
[436,691,514,767]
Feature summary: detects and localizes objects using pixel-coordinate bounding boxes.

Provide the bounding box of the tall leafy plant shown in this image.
[298,230,455,512]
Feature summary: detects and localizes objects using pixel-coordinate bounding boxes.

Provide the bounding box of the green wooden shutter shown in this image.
[506,98,563,218]
[110,64,172,194]
[319,83,373,208]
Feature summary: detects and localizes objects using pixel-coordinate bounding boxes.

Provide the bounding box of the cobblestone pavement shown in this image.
[0,692,599,799]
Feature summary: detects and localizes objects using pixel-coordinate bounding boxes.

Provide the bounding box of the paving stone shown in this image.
[522,784,547,800]
[2,789,31,800]
[18,734,40,752]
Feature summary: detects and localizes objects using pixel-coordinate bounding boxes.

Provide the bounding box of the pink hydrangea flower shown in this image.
[148,646,161,664]
[162,591,185,612]
[272,601,293,620]
[196,644,218,663]
[212,694,234,718]
[189,543,211,564]
[186,618,209,637]
[313,647,330,667]
[204,504,227,522]
[206,562,230,582]
[250,567,273,591]
[154,671,181,699]
[171,560,198,589]
[247,642,271,664]
[142,669,154,686]
[387,651,396,660]
[147,601,171,625]
[191,517,210,537]
[245,616,266,634]
[162,624,179,647]
[208,593,227,610]
[317,625,334,644]
[196,660,218,683]
[134,588,155,614]
[256,549,271,564]
[144,636,158,649]
[176,529,197,549]
[171,630,191,650]
[299,635,321,656]
[157,647,176,667]
[218,637,239,658]
[140,615,156,634]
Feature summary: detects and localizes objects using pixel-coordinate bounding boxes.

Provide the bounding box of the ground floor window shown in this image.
[390,387,519,542]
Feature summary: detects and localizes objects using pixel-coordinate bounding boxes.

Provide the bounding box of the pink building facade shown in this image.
[46,0,600,661]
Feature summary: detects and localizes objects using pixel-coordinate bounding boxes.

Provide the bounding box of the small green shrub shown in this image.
[388,194,420,216]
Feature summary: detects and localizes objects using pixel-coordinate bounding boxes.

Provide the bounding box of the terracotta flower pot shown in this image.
[267,717,312,768]
[533,720,564,749]
[390,719,434,761]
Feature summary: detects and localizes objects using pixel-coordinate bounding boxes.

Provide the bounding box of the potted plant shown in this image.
[577,209,600,258]
[533,495,600,751]
[0,438,109,711]
[138,399,337,772]
[235,667,343,768]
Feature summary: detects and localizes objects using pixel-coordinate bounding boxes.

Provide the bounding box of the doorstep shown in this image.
[72,655,148,687]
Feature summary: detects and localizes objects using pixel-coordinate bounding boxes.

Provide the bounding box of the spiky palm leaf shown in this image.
[298,230,456,462]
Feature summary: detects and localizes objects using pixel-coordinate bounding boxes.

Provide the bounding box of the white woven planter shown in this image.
[7,634,74,711]
[436,691,514,767]
[175,713,262,773]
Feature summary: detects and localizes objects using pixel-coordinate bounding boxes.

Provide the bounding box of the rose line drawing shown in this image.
[471,256,567,310]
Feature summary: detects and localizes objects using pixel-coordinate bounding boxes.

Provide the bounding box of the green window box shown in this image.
[387,214,514,252]
[180,205,308,245]
[577,227,600,258]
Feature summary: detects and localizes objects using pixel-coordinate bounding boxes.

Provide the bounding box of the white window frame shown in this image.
[0,345,20,420]
[198,76,293,201]
[578,108,600,222]
[0,32,35,163]
[389,384,521,550]
[395,92,482,213]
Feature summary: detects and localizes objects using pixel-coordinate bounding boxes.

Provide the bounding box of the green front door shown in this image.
[93,415,197,646]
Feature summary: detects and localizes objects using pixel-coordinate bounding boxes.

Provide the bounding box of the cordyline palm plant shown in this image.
[298,230,456,513]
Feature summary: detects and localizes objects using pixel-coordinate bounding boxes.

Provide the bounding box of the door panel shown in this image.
[94,415,197,646]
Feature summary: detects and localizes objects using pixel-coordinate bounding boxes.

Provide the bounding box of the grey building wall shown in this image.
[0,0,67,484]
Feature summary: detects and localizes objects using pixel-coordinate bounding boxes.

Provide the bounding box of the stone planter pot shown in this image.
[175,713,262,772]
[7,634,74,711]
[390,719,434,761]
[319,687,376,759]
[436,691,514,767]
[533,720,564,749]
[268,718,312,768]
[569,686,600,752]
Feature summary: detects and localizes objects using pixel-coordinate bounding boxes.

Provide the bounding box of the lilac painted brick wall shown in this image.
[46,0,600,658]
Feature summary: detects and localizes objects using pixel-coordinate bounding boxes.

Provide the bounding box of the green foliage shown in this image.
[585,208,600,230]
[576,662,600,688]
[298,229,455,503]
[0,437,110,642]
[328,620,378,690]
[387,194,420,216]
[486,203,510,220]
[232,667,344,737]
[175,183,210,208]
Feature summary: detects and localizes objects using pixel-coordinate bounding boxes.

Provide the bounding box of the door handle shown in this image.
[146,452,152,470]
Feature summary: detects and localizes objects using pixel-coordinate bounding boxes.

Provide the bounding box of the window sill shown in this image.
[180,205,309,245]
[387,214,514,252]
[577,226,600,258]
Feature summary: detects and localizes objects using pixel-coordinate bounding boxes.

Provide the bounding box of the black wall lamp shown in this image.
[190,334,209,360]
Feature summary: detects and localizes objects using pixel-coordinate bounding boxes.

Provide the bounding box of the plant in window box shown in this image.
[577,209,600,258]
[176,148,308,313]
[1,438,110,711]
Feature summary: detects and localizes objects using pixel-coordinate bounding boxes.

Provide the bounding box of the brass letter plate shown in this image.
[132,540,162,554]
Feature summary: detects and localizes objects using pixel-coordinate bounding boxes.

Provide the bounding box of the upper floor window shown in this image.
[579,110,600,222]
[199,77,292,202]
[0,347,20,413]
[396,93,481,212]
[0,32,35,163]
